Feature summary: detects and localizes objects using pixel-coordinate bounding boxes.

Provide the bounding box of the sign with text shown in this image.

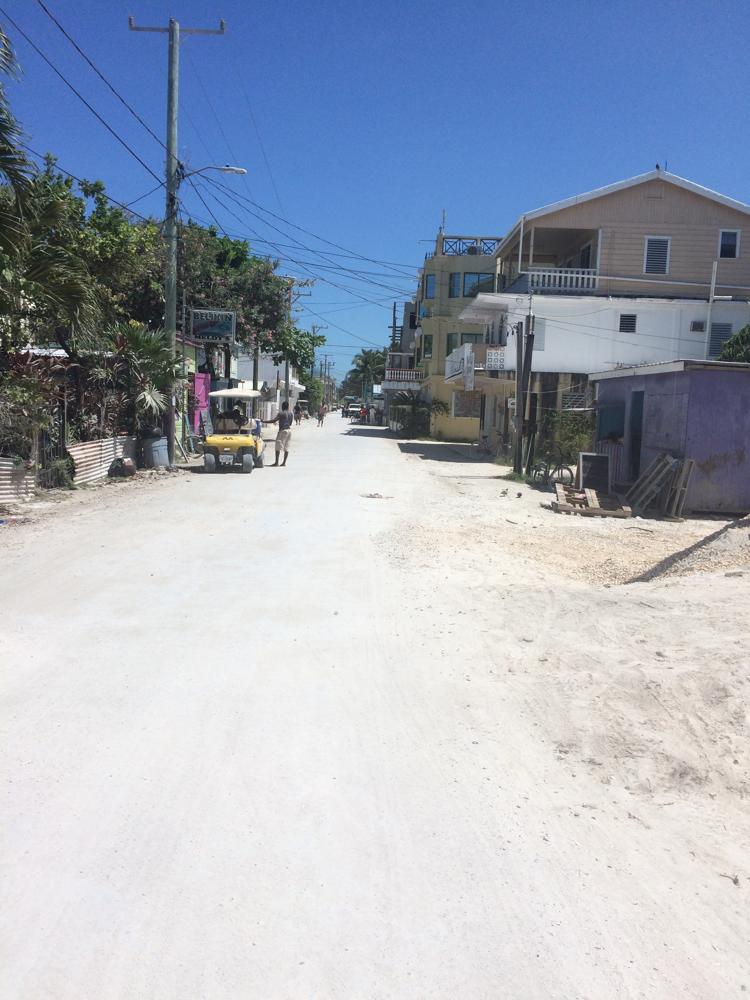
[463,343,475,392]
[191,308,236,344]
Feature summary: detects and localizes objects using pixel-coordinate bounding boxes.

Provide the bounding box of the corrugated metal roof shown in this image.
[0,458,35,505]
[67,437,136,486]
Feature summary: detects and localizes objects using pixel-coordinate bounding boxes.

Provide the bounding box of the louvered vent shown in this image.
[709,323,732,358]
[644,237,670,274]
[619,314,637,333]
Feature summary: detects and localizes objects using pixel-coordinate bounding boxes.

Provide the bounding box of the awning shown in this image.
[209,388,262,400]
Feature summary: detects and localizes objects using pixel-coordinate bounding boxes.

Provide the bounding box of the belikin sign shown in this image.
[191,308,236,344]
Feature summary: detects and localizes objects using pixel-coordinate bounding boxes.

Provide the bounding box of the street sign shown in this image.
[191,308,236,343]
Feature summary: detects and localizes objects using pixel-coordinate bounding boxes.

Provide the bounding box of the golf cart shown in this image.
[202,388,266,474]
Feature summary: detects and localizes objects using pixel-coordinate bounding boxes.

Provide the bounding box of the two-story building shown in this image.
[453,169,750,455]
[413,232,502,439]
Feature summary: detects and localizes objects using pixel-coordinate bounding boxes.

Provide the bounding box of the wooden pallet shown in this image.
[625,453,694,516]
[552,483,632,518]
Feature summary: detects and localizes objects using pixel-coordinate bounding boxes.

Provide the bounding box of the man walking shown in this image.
[317,403,328,427]
[264,401,294,467]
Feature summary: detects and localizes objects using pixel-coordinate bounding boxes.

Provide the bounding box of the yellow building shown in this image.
[415,233,502,440]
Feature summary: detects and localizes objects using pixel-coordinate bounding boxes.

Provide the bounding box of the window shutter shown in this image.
[690,319,706,333]
[532,318,545,350]
[619,314,637,333]
[644,237,670,274]
[709,323,732,358]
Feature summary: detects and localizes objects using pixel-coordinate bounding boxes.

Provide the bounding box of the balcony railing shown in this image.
[384,368,424,383]
[528,266,599,292]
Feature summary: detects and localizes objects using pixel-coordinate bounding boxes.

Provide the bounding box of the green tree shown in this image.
[305,376,324,413]
[718,323,750,363]
[346,348,386,400]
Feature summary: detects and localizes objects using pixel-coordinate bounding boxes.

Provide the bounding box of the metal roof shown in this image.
[589,359,750,381]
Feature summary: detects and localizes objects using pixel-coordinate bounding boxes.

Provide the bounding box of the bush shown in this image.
[538,410,594,463]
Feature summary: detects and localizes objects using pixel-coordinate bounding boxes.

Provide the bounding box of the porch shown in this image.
[498,226,601,295]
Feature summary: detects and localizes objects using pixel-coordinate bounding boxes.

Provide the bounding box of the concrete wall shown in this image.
[684,370,750,512]
[596,369,750,512]
[496,296,750,374]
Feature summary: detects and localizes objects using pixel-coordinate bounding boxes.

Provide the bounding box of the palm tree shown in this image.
[391,389,448,437]
[347,348,386,401]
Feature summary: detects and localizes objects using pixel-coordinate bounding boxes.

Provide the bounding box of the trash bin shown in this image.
[142,436,169,468]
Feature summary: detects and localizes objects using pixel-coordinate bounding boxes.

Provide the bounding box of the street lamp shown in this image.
[165,162,246,464]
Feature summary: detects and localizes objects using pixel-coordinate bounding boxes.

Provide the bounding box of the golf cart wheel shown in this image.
[203,452,217,473]
[241,452,255,474]
[254,450,264,469]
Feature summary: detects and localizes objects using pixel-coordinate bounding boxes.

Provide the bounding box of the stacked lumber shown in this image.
[625,454,695,517]
[552,483,632,518]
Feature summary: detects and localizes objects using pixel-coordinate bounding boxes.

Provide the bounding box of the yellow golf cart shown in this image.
[202,388,266,474]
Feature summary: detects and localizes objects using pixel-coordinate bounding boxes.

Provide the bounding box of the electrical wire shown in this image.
[0,6,163,184]
[190,178,411,306]
[238,80,285,214]
[208,177,418,277]
[20,141,158,224]
[200,175,414,296]
[33,0,167,152]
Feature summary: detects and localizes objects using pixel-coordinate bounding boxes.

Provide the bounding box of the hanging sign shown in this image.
[191,308,236,344]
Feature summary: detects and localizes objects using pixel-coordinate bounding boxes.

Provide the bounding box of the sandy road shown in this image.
[1,418,748,999]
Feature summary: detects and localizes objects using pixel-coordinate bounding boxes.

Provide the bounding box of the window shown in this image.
[579,243,592,269]
[424,273,436,299]
[690,319,706,333]
[644,236,671,274]
[619,314,637,333]
[709,323,732,358]
[408,311,417,330]
[446,333,460,355]
[422,334,433,358]
[463,272,494,296]
[531,318,545,350]
[461,333,483,345]
[719,230,740,259]
[448,272,462,297]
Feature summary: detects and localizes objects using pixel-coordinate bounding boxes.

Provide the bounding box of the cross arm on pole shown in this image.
[128,18,226,35]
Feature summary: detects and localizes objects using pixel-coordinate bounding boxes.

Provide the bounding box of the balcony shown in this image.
[502,267,599,295]
[383,368,425,390]
[529,266,598,293]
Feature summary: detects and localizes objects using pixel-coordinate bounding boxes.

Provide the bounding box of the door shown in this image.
[629,391,644,479]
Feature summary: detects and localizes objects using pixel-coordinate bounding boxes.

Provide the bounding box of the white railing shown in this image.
[384,368,424,382]
[528,266,598,292]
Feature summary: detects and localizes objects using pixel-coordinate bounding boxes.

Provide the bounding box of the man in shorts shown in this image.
[264,401,294,466]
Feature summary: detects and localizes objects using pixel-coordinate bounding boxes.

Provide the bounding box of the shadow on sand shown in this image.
[397,440,484,463]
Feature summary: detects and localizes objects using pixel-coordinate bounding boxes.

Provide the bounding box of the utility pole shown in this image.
[389,302,400,350]
[513,320,525,475]
[128,16,226,464]
[513,295,535,474]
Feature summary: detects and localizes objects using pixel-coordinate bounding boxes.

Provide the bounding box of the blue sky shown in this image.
[3,0,750,376]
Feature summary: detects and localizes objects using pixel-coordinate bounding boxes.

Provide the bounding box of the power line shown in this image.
[191,178,410,306]
[212,178,418,276]
[238,80,285,214]
[20,141,158,224]
[32,0,167,152]
[0,6,163,184]
[201,175,413,295]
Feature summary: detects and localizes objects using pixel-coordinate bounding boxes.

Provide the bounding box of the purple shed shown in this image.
[589,360,750,514]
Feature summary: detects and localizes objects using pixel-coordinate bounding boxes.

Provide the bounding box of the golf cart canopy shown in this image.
[209,388,262,400]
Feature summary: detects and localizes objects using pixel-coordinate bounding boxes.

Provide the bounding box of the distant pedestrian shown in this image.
[359,405,367,423]
[293,403,302,427]
[317,403,328,427]
[264,401,294,467]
